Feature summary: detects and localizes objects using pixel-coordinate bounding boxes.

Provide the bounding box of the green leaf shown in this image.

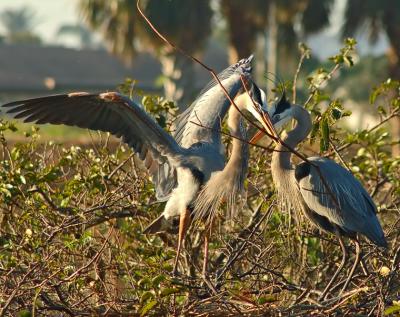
[156,115,166,128]
[140,300,158,316]
[20,175,26,185]
[11,148,21,161]
[345,37,357,47]
[257,295,275,305]
[140,291,155,303]
[0,187,12,197]
[138,277,151,287]
[331,108,342,120]
[310,120,320,145]
[18,310,32,317]
[333,54,344,64]
[8,123,18,132]
[343,56,354,67]
[60,198,70,208]
[320,118,329,152]
[160,287,180,297]
[384,305,400,315]
[152,274,166,287]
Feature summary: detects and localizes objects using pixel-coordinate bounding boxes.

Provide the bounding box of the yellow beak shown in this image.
[250,130,264,145]
[250,111,279,145]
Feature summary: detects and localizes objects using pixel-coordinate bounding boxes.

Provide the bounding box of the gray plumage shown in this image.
[1,56,269,235]
[155,56,257,201]
[270,103,387,247]
[296,157,386,247]
[268,100,387,298]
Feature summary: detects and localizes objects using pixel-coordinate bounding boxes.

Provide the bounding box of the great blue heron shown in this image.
[1,56,273,275]
[252,95,387,299]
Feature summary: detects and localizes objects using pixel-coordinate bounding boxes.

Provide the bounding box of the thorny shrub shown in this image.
[0,40,400,316]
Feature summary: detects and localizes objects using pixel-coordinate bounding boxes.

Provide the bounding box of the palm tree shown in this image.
[220,0,268,64]
[57,24,98,49]
[0,6,42,44]
[221,0,333,84]
[342,0,400,156]
[79,0,212,107]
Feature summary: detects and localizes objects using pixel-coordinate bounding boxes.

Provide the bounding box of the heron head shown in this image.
[236,82,269,123]
[249,91,293,144]
[268,92,293,129]
[251,82,268,112]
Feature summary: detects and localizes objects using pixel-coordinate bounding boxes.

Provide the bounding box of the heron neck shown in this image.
[194,75,244,135]
[272,105,312,172]
[226,106,248,170]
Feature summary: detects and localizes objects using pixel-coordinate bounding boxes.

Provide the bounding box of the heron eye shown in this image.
[274,114,280,121]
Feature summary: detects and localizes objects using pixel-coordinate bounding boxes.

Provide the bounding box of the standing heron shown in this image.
[252,95,387,299]
[1,56,273,275]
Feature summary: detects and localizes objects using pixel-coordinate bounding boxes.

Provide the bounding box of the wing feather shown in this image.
[153,56,255,200]
[2,92,183,198]
[297,157,386,246]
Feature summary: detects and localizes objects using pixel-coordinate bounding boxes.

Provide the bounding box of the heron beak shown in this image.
[250,130,264,145]
[250,93,293,145]
[249,108,279,145]
[237,77,279,145]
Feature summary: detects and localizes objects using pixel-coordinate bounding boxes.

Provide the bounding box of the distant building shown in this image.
[0,43,228,104]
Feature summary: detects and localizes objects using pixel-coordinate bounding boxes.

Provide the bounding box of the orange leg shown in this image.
[202,218,214,278]
[172,209,191,275]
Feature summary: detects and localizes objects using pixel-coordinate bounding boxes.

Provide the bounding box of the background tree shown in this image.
[220,0,268,64]
[79,0,212,107]
[220,0,333,90]
[342,0,400,156]
[56,24,98,49]
[0,6,42,44]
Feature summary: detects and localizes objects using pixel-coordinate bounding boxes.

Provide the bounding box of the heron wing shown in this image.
[297,157,386,246]
[2,92,183,199]
[174,55,254,147]
[153,56,254,199]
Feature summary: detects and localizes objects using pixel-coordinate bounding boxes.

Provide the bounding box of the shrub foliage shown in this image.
[0,40,400,316]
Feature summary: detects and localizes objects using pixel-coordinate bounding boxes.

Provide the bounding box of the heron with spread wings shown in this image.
[2,56,275,275]
[252,94,387,299]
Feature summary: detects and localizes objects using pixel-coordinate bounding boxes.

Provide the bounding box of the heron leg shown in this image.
[319,228,347,301]
[355,234,368,276]
[202,225,212,278]
[340,239,362,294]
[173,208,191,276]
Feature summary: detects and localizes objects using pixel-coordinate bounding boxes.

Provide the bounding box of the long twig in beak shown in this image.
[249,130,265,145]
[239,75,280,144]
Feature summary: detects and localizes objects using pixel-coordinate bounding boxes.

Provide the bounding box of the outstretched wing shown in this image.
[1,92,183,199]
[296,157,387,247]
